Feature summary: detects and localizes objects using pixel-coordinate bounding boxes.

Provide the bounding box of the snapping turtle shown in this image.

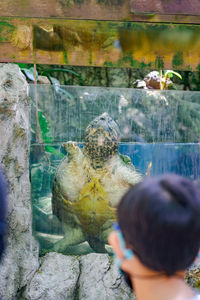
[52,112,142,253]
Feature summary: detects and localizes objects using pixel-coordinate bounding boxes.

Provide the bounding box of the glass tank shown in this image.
[30,85,200,255]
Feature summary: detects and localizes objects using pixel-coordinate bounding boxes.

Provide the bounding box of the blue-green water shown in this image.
[31,142,200,181]
[31,142,200,255]
[120,143,200,179]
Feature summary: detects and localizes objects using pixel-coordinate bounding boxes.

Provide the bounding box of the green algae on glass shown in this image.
[0,21,14,28]
[103,55,152,69]
[63,51,69,64]
[103,61,115,67]
[172,52,183,68]
[89,52,93,65]
[155,56,164,69]
[0,21,15,42]
[119,54,152,68]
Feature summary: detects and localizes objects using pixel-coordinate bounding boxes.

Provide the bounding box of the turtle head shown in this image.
[84,113,120,168]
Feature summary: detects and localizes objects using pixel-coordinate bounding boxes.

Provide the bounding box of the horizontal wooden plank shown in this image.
[0,0,200,24]
[129,14,200,25]
[0,0,130,20]
[130,0,200,15]
[0,17,199,70]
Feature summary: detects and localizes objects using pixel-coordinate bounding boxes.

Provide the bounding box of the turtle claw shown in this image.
[63,141,77,150]
[63,141,80,156]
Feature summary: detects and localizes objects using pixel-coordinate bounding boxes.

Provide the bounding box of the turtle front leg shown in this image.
[63,141,83,160]
[121,167,143,185]
[53,222,86,253]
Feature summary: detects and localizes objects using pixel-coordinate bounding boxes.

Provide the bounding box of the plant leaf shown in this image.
[49,76,74,100]
[57,87,74,100]
[49,76,60,92]
[165,70,182,80]
[21,67,38,81]
[15,63,30,69]
[42,68,83,85]
[38,110,53,144]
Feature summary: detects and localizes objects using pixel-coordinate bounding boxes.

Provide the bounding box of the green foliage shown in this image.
[164,70,182,80]
[21,67,38,81]
[41,68,83,86]
[159,69,182,90]
[15,63,30,69]
[38,110,53,144]
[37,109,64,158]
[48,76,74,100]
[17,64,78,158]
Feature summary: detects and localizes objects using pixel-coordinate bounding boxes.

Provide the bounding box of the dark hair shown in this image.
[0,170,7,259]
[118,174,200,276]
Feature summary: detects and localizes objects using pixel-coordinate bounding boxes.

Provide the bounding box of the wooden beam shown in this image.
[0,0,200,24]
[0,0,130,21]
[0,17,199,70]
[130,0,200,15]
[129,14,200,25]
[130,0,200,24]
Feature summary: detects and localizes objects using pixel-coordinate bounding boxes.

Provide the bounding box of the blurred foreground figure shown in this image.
[109,175,200,300]
[0,170,7,260]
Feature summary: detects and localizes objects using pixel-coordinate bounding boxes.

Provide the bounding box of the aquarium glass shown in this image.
[30,85,200,255]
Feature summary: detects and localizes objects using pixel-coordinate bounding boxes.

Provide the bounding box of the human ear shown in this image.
[108,231,125,260]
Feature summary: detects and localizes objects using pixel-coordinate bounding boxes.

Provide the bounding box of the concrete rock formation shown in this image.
[0,64,39,300]
[78,253,134,300]
[22,253,80,300]
[22,253,134,300]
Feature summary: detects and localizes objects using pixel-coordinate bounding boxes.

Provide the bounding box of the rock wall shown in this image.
[22,253,134,300]
[0,64,39,300]
[0,64,133,300]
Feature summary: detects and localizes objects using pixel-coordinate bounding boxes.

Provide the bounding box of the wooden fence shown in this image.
[0,0,199,69]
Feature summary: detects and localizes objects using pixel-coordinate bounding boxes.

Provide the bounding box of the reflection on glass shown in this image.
[30,85,200,255]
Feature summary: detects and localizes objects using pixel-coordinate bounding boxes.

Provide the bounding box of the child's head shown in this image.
[117,174,200,276]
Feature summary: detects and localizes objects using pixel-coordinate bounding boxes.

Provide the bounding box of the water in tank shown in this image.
[30,85,200,255]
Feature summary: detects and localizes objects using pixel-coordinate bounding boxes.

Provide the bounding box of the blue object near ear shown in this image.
[113,222,134,271]
[197,252,200,259]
